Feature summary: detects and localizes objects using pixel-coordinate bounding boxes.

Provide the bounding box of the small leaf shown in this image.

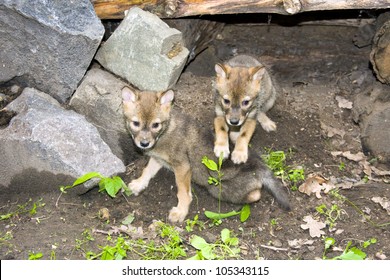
[122,213,135,225]
[190,235,209,250]
[202,156,218,171]
[204,210,240,220]
[73,172,102,186]
[324,237,335,250]
[221,228,230,243]
[240,204,251,222]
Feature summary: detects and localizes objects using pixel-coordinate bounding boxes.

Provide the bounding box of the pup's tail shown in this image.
[262,168,291,211]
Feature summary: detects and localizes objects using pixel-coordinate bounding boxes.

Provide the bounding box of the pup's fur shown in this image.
[214,54,277,164]
[122,86,290,223]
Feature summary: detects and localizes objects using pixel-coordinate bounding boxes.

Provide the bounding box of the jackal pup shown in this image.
[214,54,277,164]
[122,86,290,223]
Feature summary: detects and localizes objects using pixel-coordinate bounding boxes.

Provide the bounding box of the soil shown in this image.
[1,14,390,260]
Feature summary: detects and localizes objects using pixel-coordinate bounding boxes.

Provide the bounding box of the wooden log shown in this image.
[165,19,224,62]
[370,12,390,84]
[92,0,390,19]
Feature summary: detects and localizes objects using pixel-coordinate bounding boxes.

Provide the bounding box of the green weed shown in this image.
[189,228,241,260]
[261,148,305,190]
[316,203,346,229]
[185,214,205,232]
[322,237,377,260]
[85,221,187,260]
[57,172,131,206]
[0,198,45,221]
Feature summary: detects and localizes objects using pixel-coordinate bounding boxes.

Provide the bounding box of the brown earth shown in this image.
[1,13,390,260]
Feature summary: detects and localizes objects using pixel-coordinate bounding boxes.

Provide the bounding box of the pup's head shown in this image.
[214,63,265,126]
[122,86,174,150]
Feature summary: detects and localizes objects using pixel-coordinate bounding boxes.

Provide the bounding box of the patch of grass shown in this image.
[0,198,45,221]
[85,221,187,260]
[185,214,205,232]
[189,228,241,260]
[322,237,377,260]
[261,148,305,190]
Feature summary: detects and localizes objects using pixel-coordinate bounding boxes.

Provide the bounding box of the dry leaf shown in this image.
[321,122,345,138]
[372,197,390,215]
[300,215,326,238]
[375,252,387,260]
[288,239,315,249]
[335,96,353,109]
[298,174,336,198]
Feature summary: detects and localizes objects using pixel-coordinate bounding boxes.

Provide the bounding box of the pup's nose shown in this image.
[229,118,240,126]
[140,140,150,148]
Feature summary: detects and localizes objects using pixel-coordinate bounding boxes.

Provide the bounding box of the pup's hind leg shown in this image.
[169,164,193,223]
[257,112,276,132]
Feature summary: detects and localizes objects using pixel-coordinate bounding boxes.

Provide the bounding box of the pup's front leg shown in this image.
[214,116,230,159]
[128,157,162,195]
[231,118,257,164]
[169,164,193,223]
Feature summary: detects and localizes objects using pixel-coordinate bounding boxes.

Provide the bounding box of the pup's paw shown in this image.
[214,144,230,159]
[246,189,261,203]
[260,119,277,132]
[128,179,147,196]
[168,207,188,223]
[231,148,248,164]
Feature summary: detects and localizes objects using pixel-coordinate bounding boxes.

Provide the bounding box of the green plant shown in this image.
[322,237,376,260]
[0,198,45,221]
[329,189,390,228]
[189,228,241,260]
[86,221,187,260]
[338,161,346,171]
[28,251,43,260]
[185,214,205,232]
[315,203,346,229]
[204,204,251,225]
[57,172,131,206]
[261,148,305,190]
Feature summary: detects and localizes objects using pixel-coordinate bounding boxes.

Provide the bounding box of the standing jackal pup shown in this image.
[214,54,277,164]
[122,86,290,223]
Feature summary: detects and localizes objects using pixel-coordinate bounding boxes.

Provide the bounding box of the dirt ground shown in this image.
[1,13,390,260]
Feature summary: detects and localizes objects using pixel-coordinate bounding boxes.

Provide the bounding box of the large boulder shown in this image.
[0,88,125,191]
[0,0,105,103]
[353,83,390,164]
[70,67,136,164]
[95,7,189,91]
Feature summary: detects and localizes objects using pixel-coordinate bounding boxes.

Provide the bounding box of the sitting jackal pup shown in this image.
[122,86,290,223]
[214,54,277,164]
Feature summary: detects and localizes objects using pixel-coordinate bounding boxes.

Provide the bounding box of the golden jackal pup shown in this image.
[122,86,290,223]
[214,54,277,164]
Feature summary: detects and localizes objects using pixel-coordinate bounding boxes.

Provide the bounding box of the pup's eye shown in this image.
[242,100,250,106]
[132,121,140,127]
[151,122,160,129]
[223,98,230,105]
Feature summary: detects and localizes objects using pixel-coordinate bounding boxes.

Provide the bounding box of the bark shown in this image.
[92,0,390,19]
[370,12,390,84]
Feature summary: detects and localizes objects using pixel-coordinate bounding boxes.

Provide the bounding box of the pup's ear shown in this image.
[159,90,175,105]
[215,63,229,79]
[122,86,138,103]
[250,66,266,81]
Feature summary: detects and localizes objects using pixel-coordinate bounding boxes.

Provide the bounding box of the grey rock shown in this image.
[70,68,136,164]
[95,7,189,91]
[0,88,125,190]
[353,84,390,164]
[0,0,105,103]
